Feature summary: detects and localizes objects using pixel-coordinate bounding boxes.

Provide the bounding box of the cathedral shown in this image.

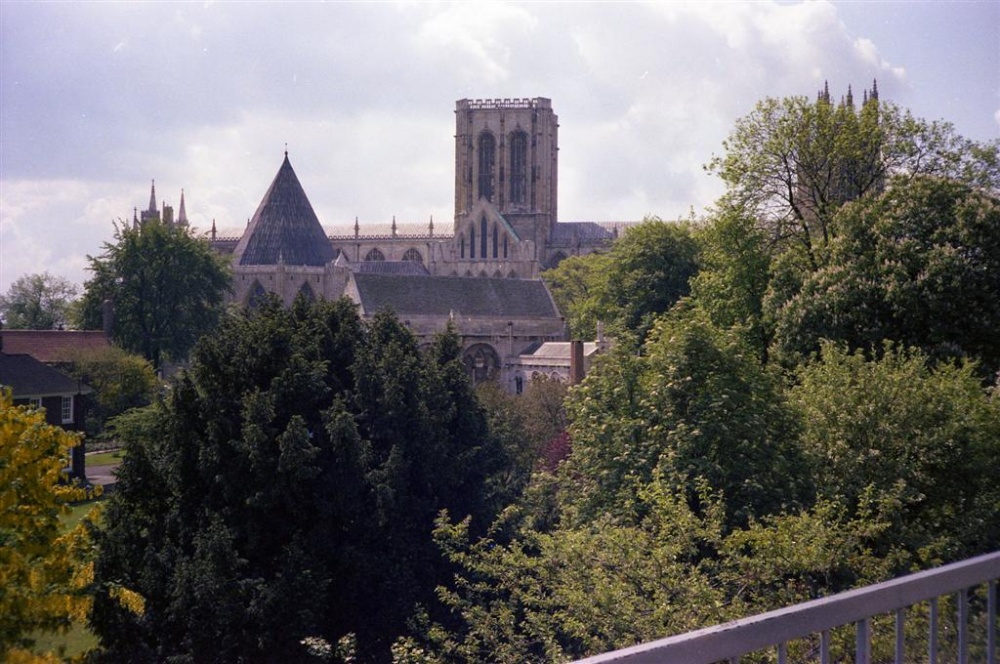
[138,98,627,389]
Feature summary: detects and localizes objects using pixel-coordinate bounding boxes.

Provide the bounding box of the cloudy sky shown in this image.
[1,1,997,292]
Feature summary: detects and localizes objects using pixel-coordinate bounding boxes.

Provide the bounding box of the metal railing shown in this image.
[573,550,1000,664]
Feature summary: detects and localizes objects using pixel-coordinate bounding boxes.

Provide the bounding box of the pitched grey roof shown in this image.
[353,261,430,276]
[233,154,337,267]
[0,353,92,397]
[549,221,638,245]
[352,275,560,318]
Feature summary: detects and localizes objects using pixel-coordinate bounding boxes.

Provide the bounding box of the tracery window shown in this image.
[460,236,465,258]
[480,216,487,259]
[503,234,508,258]
[470,228,476,259]
[402,248,423,263]
[509,130,528,205]
[492,226,499,259]
[478,132,496,201]
[364,248,386,262]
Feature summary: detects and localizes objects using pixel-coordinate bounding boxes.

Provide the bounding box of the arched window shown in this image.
[503,234,508,258]
[460,236,465,258]
[402,248,423,263]
[470,228,476,259]
[509,130,528,205]
[364,248,385,262]
[478,132,496,201]
[492,226,499,258]
[480,216,487,259]
[463,343,500,384]
[298,281,315,302]
[247,280,268,308]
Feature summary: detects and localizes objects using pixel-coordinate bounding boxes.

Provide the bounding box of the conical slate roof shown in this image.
[233,154,337,266]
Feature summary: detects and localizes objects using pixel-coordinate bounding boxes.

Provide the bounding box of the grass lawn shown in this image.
[27,498,105,659]
[86,449,125,466]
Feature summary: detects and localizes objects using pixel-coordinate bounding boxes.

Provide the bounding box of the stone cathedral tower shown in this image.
[454,98,559,254]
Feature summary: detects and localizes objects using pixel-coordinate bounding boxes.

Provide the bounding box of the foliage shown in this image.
[78,220,231,368]
[541,253,612,340]
[0,389,95,661]
[543,218,698,344]
[690,207,773,360]
[0,272,79,330]
[707,94,999,269]
[789,343,1000,563]
[89,297,508,662]
[769,176,1000,374]
[63,346,159,437]
[562,309,808,530]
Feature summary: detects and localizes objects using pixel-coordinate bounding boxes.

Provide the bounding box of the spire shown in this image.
[846,84,854,109]
[871,78,879,101]
[211,219,217,240]
[147,180,157,213]
[392,215,397,237]
[354,216,360,238]
[429,215,434,237]
[133,207,139,229]
[177,189,188,226]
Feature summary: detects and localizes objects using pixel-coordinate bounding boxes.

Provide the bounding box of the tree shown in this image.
[0,272,79,329]
[768,176,1000,373]
[0,389,94,660]
[78,220,231,369]
[789,343,1000,563]
[63,346,159,437]
[90,297,508,662]
[707,92,999,269]
[562,309,808,530]
[542,252,612,340]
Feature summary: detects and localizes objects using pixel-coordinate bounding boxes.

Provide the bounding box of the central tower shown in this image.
[454,98,558,248]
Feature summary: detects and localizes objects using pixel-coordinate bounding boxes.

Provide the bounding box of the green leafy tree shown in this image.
[769,176,1000,373]
[90,297,508,662]
[79,221,231,369]
[0,389,94,661]
[541,253,612,340]
[562,310,808,530]
[63,345,159,437]
[708,93,999,269]
[789,343,1000,563]
[0,272,78,330]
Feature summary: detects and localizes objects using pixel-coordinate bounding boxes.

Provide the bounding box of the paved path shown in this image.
[85,463,120,490]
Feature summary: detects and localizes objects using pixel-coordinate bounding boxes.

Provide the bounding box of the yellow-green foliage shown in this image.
[0,389,96,660]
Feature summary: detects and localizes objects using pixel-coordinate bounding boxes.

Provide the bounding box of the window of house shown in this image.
[61,396,74,424]
[28,397,42,409]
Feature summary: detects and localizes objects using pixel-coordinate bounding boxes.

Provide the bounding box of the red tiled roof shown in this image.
[0,330,111,363]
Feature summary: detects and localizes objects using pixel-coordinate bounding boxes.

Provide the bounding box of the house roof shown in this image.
[520,342,600,360]
[351,274,561,319]
[232,153,338,267]
[0,353,92,397]
[0,330,110,363]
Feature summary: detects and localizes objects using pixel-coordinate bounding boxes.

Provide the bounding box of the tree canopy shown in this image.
[90,297,508,663]
[79,221,231,368]
[0,272,79,330]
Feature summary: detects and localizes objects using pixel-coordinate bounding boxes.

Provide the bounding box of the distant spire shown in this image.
[211,219,217,240]
[177,189,188,226]
[392,215,397,237]
[429,215,434,237]
[148,180,157,213]
[846,84,854,108]
[871,78,879,101]
[133,207,139,229]
[354,216,360,238]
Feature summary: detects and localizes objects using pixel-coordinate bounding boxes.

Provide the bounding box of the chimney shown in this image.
[569,339,585,385]
[102,299,114,337]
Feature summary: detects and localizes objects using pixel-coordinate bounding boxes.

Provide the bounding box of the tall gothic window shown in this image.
[478,132,496,201]
[470,228,476,259]
[480,216,488,259]
[492,226,499,259]
[460,236,465,258]
[503,234,508,258]
[509,130,528,205]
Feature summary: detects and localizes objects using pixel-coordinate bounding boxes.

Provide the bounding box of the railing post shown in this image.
[820,629,830,664]
[929,597,939,664]
[895,607,905,663]
[777,642,787,664]
[989,580,997,664]
[856,618,871,664]
[958,587,968,664]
